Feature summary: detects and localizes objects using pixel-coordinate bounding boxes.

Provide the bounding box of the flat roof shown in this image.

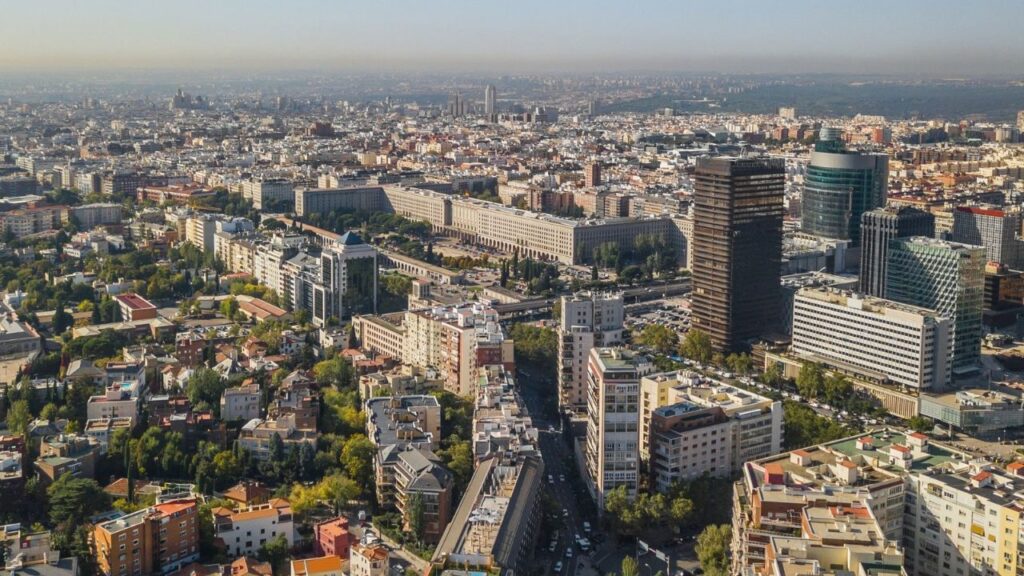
[113,293,157,310]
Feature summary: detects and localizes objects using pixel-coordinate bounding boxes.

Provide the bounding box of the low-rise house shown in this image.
[237,415,316,461]
[350,544,389,576]
[221,385,261,422]
[313,517,352,560]
[211,499,294,559]
[35,434,101,484]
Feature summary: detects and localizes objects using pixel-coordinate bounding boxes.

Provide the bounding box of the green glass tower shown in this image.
[885,237,984,373]
[801,129,889,246]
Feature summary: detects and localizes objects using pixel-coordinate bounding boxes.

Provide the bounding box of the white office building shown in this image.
[791,286,952,390]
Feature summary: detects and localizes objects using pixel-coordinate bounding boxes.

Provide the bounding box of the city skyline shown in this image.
[1,0,1023,75]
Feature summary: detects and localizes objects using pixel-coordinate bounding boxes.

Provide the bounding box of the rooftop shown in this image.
[113,292,157,311]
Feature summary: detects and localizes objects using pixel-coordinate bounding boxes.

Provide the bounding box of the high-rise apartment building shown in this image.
[800,130,888,246]
[557,291,624,411]
[584,348,648,511]
[886,237,985,373]
[584,162,601,187]
[691,156,785,352]
[860,206,936,297]
[791,287,952,390]
[951,206,1023,268]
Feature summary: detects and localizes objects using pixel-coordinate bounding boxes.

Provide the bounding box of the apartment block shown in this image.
[359,302,513,396]
[93,498,200,576]
[585,348,648,510]
[558,291,624,412]
[640,371,783,480]
[69,202,123,229]
[731,429,986,576]
[242,178,294,209]
[367,395,451,544]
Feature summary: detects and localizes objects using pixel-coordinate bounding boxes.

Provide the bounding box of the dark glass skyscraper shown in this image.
[860,206,935,297]
[691,156,785,352]
[801,130,889,246]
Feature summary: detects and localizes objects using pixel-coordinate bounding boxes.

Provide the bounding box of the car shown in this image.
[565,549,574,558]
[549,541,558,552]
[548,474,555,484]
[559,474,566,482]
[583,521,591,533]
[554,562,563,573]
[562,508,569,518]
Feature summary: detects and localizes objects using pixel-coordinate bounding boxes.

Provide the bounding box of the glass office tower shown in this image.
[886,237,984,373]
[801,130,889,246]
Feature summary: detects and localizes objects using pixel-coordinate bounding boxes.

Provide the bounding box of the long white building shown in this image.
[791,287,952,390]
[294,184,681,264]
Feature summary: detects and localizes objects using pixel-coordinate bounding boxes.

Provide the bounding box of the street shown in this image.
[517,364,706,576]
[518,366,596,576]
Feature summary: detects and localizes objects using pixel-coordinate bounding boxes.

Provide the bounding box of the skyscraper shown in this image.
[951,206,1023,268]
[691,156,785,352]
[483,84,496,119]
[886,237,984,373]
[584,347,647,511]
[557,291,624,412]
[800,129,889,246]
[447,91,465,117]
[860,206,936,297]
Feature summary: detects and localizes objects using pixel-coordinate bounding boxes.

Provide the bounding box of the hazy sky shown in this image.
[1,0,1021,75]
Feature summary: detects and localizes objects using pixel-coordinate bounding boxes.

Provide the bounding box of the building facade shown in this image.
[557,291,624,412]
[93,499,200,576]
[860,206,936,297]
[791,287,952,390]
[801,131,889,246]
[951,206,1024,269]
[691,157,785,352]
[886,237,985,373]
[584,348,648,511]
